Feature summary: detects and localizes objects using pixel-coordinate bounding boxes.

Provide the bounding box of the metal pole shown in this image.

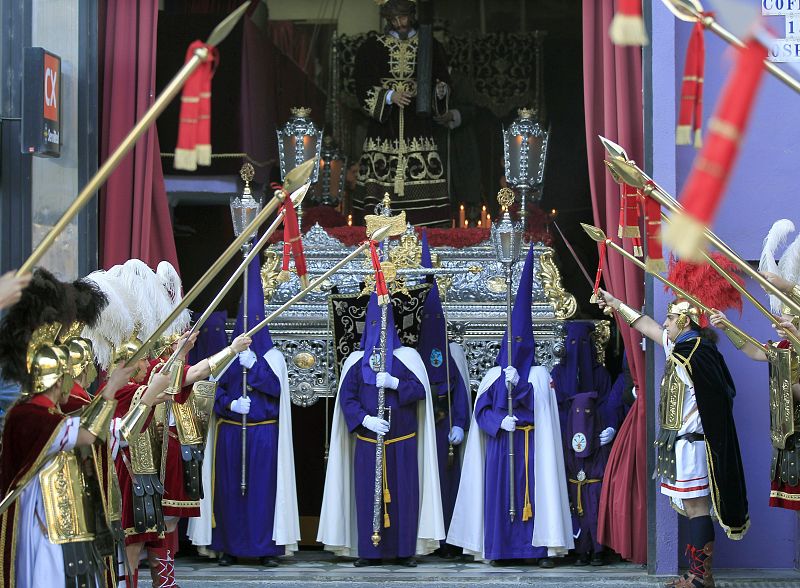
[505,262,515,522]
[371,301,389,547]
[240,243,250,496]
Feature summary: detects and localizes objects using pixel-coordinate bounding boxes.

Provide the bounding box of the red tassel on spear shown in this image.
[368,240,390,306]
[610,0,649,46]
[664,39,767,261]
[677,21,706,148]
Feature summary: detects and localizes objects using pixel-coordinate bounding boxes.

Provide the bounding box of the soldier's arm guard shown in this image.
[165,359,185,395]
[207,346,236,379]
[118,402,152,440]
[79,394,118,442]
[722,324,748,349]
[616,302,643,327]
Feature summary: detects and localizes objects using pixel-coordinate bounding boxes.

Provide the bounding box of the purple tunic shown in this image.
[431,364,470,534]
[210,357,284,558]
[475,375,547,560]
[339,355,427,559]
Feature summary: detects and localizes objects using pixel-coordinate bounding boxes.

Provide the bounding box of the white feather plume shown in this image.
[156,261,191,335]
[115,259,174,341]
[80,270,135,371]
[779,233,800,296]
[759,219,796,313]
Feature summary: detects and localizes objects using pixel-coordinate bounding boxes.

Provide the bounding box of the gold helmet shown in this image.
[59,321,98,386]
[109,327,144,372]
[666,298,702,331]
[27,322,73,395]
[151,332,181,360]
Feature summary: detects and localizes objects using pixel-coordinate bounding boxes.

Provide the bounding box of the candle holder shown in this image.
[277,107,323,229]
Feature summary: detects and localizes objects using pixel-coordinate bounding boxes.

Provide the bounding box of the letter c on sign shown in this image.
[45,68,57,107]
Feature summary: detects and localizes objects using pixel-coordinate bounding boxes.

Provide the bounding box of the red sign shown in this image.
[43,53,59,122]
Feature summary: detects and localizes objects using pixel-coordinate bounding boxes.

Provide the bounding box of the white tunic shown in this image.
[659,331,710,507]
[15,416,80,588]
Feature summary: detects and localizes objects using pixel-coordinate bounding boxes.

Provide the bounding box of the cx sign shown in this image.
[43,52,59,122]
[22,47,61,157]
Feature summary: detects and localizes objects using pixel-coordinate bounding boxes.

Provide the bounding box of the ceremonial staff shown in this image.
[581,223,761,349]
[599,136,800,317]
[16,1,251,276]
[491,188,524,522]
[230,164,261,496]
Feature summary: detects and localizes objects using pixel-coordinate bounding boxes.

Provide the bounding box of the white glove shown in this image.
[448,425,465,445]
[599,427,616,446]
[230,396,251,415]
[362,415,390,434]
[500,415,518,432]
[375,372,399,390]
[504,366,520,387]
[238,349,257,369]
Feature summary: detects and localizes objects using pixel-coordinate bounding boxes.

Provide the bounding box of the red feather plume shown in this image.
[666,252,744,327]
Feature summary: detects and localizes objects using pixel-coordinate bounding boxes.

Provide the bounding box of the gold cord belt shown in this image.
[219,418,277,427]
[568,477,602,516]
[357,431,416,528]
[518,425,535,521]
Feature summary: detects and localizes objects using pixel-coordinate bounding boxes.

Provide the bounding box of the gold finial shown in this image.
[240,162,255,185]
[290,106,312,118]
[497,187,515,210]
[517,107,535,119]
[382,192,392,209]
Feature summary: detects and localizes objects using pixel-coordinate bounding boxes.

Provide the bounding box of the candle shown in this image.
[481,205,487,226]
[464,219,469,228]
[451,219,456,229]
[487,213,491,224]
[458,204,465,228]
[477,220,482,228]
[347,214,352,226]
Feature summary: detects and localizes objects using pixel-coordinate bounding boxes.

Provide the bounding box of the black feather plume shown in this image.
[72,279,108,327]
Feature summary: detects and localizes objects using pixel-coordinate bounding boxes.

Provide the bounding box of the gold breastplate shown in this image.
[659,356,687,431]
[128,386,158,475]
[766,343,798,450]
[39,450,94,544]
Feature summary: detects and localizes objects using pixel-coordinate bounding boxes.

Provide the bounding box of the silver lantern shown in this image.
[311,135,347,207]
[502,108,549,222]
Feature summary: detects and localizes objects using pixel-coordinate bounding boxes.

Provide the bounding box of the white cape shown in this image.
[187,347,300,553]
[317,347,445,556]
[446,365,573,559]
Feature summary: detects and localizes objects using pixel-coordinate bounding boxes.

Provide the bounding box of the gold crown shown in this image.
[290,106,312,118]
[517,108,535,119]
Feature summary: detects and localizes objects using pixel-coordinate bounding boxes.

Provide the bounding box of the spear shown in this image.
[581,223,761,349]
[127,158,316,366]
[660,0,800,94]
[599,136,800,317]
[660,213,800,350]
[17,2,252,276]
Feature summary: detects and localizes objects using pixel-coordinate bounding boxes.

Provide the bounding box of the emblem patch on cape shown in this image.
[430,348,443,368]
[577,469,586,482]
[369,349,382,372]
[572,432,587,453]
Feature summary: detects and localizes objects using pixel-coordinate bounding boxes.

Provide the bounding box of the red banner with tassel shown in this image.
[664,39,767,260]
[677,21,706,148]
[642,189,666,272]
[174,41,218,171]
[272,183,309,288]
[368,240,390,306]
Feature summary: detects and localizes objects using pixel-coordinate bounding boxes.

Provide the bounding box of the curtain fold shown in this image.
[99,0,179,271]
[583,0,647,564]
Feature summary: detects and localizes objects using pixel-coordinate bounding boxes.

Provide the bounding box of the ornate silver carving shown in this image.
[263,225,582,406]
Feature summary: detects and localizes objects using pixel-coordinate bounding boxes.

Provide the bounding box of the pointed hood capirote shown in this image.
[496,243,537,375]
[417,230,449,385]
[360,292,401,387]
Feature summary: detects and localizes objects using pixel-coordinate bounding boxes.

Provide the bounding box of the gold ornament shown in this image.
[497,187,515,210]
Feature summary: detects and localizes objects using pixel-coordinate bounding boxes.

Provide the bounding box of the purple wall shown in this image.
[650,1,798,570]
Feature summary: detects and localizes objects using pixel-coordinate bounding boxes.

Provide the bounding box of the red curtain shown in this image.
[99,0,179,271]
[583,1,647,564]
